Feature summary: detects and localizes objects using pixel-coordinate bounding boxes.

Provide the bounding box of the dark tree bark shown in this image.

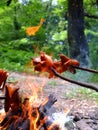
[67,0,91,66]
[7,0,12,6]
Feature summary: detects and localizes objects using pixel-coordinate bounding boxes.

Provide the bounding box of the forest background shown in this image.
[0,0,98,82]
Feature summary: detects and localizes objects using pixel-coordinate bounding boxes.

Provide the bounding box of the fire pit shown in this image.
[0,84,77,130]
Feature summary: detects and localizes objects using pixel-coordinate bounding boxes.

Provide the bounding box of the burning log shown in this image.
[38,94,58,129]
[39,94,57,114]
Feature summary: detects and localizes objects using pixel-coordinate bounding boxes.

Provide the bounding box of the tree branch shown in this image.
[84,12,98,19]
[51,67,98,92]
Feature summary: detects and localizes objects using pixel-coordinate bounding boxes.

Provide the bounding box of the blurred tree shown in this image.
[67,0,90,66]
[0,0,98,71]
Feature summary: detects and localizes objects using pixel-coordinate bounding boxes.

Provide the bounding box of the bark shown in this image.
[67,0,91,66]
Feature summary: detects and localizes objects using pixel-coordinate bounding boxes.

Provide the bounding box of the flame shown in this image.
[0,75,68,130]
[0,109,5,122]
[29,107,40,130]
[27,78,47,130]
[0,76,48,129]
[47,123,61,130]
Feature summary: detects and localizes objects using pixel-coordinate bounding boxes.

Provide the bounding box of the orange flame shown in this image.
[47,123,61,130]
[29,107,40,130]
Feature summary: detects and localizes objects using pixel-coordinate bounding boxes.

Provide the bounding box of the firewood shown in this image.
[39,94,57,113]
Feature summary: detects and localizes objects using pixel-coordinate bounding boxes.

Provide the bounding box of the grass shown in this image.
[89,73,98,83]
[65,87,98,103]
[63,69,98,102]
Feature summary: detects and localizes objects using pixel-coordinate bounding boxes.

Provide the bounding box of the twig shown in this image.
[51,67,98,92]
[72,65,98,74]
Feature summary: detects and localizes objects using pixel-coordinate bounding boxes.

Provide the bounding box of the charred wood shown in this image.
[38,94,58,129]
[39,94,57,115]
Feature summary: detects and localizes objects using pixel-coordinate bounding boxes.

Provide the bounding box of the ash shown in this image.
[50,111,78,130]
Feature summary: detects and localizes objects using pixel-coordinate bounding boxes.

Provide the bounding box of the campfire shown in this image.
[0,52,98,130]
[0,71,75,130]
[0,86,68,130]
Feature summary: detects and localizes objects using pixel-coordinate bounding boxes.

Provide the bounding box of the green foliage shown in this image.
[85,29,98,68]
[0,0,97,81]
[0,45,33,72]
[9,38,34,51]
[84,0,98,15]
[52,30,67,41]
[0,0,48,72]
[65,88,98,102]
[90,72,98,83]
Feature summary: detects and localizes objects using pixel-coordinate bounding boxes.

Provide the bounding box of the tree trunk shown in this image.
[68,0,91,66]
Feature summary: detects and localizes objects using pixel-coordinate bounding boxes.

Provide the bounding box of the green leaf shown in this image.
[52,30,67,41]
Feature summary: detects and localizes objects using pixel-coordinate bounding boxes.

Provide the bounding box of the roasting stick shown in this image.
[72,65,98,74]
[51,67,98,92]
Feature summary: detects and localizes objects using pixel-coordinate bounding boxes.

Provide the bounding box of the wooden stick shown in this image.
[51,67,98,92]
[72,65,98,74]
